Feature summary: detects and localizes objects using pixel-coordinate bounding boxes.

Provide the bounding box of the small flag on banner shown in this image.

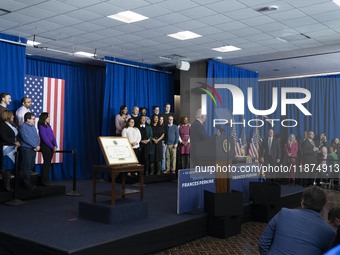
[24,75,65,163]
[249,123,260,159]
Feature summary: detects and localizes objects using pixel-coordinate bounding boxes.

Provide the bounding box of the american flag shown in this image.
[24,75,65,163]
[249,123,260,159]
[231,118,241,157]
[239,121,248,156]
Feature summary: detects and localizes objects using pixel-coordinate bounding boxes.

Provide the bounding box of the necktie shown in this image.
[268,138,272,155]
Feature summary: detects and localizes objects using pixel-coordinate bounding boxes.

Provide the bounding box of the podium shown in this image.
[195,135,242,238]
[195,135,235,193]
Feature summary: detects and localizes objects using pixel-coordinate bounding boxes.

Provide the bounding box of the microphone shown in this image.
[215,125,225,133]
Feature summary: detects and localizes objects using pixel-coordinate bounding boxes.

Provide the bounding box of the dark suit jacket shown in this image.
[0,120,17,146]
[190,119,209,165]
[301,139,318,165]
[260,137,281,164]
[259,208,335,255]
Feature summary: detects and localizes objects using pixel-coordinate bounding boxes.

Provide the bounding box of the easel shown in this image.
[92,164,144,205]
[94,137,143,205]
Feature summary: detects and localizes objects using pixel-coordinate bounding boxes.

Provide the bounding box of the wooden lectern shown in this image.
[196,136,242,239]
[195,135,235,193]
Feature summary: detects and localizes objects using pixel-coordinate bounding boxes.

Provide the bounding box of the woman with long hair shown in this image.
[178,116,190,169]
[38,112,57,186]
[115,105,131,135]
[0,110,20,191]
[150,115,164,175]
[284,133,298,184]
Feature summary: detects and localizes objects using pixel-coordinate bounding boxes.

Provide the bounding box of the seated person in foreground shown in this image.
[328,207,340,248]
[258,186,335,255]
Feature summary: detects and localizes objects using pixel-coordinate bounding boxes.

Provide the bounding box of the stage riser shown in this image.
[79,200,148,224]
[207,216,242,238]
[249,182,281,206]
[71,216,208,255]
[281,192,303,209]
[249,183,303,222]
[0,185,66,203]
[250,204,281,222]
[0,233,67,255]
[0,181,303,255]
[204,190,243,217]
[0,193,302,255]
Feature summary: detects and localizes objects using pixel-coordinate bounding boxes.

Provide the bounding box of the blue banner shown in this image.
[177,163,259,214]
[177,169,215,214]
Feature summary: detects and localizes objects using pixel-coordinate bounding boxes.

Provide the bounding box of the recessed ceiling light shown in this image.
[333,0,340,6]
[107,11,149,23]
[27,40,41,46]
[211,45,241,53]
[167,31,202,40]
[276,37,288,43]
[74,51,96,58]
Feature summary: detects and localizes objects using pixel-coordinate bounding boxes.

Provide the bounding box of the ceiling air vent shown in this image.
[159,54,186,61]
[256,6,278,12]
[277,33,311,42]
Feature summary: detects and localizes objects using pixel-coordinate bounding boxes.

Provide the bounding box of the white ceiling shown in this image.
[2,0,340,78]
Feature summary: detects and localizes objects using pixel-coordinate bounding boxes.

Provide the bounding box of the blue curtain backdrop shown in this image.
[259,76,340,143]
[206,59,259,140]
[0,33,26,110]
[26,56,106,180]
[102,57,173,136]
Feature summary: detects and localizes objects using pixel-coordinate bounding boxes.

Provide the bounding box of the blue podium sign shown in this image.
[177,169,215,214]
[177,163,260,214]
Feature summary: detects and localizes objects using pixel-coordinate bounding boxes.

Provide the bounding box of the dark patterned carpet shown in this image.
[157,188,339,255]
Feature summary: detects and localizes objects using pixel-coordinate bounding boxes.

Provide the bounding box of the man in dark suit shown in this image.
[301,131,319,186]
[260,128,281,180]
[190,109,209,167]
[259,186,335,255]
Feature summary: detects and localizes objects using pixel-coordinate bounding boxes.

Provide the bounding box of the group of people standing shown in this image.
[259,128,340,185]
[0,92,57,191]
[115,103,191,176]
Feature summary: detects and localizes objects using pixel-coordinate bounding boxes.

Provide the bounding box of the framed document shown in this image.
[98,136,139,166]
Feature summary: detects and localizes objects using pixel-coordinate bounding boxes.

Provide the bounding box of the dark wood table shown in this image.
[92,164,144,205]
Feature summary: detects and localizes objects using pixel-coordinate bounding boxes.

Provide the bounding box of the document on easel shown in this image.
[98,136,139,166]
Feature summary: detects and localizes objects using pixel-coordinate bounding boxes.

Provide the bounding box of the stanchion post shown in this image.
[65,149,82,196]
[4,150,25,206]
